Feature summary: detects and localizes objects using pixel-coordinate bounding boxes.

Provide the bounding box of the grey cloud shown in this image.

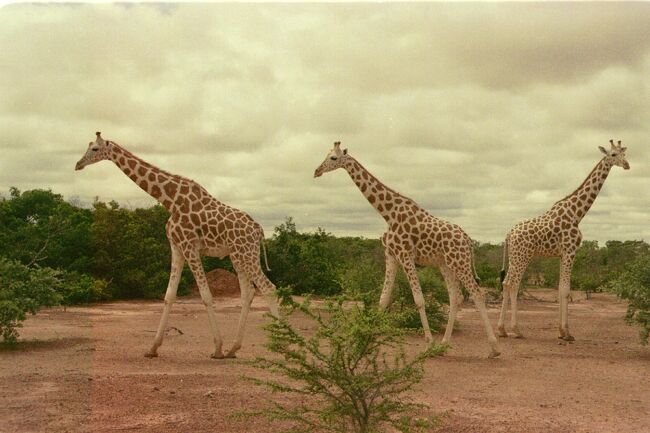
[1,3,650,246]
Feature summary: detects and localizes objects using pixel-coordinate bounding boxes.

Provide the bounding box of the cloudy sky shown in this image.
[1,3,649,244]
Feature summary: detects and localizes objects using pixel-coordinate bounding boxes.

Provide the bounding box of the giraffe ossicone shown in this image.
[498,140,629,341]
[314,141,500,358]
[76,132,279,359]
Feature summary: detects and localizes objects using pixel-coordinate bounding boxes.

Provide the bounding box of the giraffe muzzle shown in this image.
[75,160,85,171]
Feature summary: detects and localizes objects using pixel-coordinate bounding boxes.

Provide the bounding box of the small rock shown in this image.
[170,390,176,394]
[153,386,160,391]
[204,391,214,398]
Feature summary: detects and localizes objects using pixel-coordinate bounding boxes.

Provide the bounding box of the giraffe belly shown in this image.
[416,254,444,267]
[201,244,230,259]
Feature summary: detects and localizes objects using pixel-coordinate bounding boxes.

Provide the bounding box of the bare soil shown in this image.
[1,290,648,433]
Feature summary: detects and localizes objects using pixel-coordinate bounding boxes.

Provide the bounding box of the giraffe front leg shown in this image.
[503,264,526,338]
[145,243,184,358]
[558,254,575,341]
[509,284,524,339]
[379,251,398,310]
[225,272,255,359]
[185,250,224,359]
[397,254,434,344]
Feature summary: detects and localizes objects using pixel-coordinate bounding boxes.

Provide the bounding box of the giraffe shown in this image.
[314,142,500,358]
[75,132,279,358]
[498,140,629,340]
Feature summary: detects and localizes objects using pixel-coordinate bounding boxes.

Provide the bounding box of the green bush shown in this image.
[242,297,446,433]
[609,253,650,345]
[267,218,340,296]
[391,268,448,332]
[0,258,62,344]
[339,258,448,333]
[59,272,109,306]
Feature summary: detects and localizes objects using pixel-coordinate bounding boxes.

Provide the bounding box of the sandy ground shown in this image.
[1,290,648,433]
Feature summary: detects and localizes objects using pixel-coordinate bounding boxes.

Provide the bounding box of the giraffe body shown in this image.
[315,142,500,358]
[498,140,629,340]
[76,132,278,358]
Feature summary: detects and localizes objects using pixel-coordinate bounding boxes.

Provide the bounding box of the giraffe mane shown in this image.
[552,157,607,206]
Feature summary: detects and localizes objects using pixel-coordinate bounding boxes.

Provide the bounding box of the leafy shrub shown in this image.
[0,258,62,343]
[609,253,650,345]
[391,267,448,332]
[90,201,192,299]
[243,297,446,433]
[339,258,448,333]
[267,218,340,296]
[59,272,109,306]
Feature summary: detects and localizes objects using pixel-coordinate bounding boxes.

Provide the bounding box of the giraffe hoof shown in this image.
[563,335,575,342]
[488,349,501,359]
[511,329,524,339]
[210,352,226,359]
[497,328,508,338]
[144,351,158,358]
[224,351,238,359]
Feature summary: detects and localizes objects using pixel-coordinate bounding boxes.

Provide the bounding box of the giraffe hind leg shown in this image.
[440,265,461,344]
[224,269,255,358]
[457,271,500,358]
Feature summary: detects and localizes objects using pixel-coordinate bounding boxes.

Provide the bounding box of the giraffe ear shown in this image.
[598,146,608,155]
[343,148,348,155]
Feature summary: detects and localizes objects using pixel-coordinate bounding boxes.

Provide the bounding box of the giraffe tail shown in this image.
[500,236,508,284]
[261,240,271,272]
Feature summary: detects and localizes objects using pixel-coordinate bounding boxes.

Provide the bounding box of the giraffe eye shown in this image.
[611,153,617,157]
[330,156,338,161]
[91,147,99,152]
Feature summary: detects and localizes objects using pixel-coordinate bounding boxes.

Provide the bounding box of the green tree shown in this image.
[0,258,62,344]
[243,297,445,433]
[0,188,93,271]
[90,201,192,298]
[267,218,340,295]
[609,252,650,345]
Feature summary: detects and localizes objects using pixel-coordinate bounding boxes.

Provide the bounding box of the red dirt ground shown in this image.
[1,290,648,433]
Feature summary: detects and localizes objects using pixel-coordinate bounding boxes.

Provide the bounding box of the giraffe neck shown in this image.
[107,141,183,212]
[556,157,613,222]
[343,156,409,223]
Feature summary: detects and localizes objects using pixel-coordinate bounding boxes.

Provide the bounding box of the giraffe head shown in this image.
[598,139,630,170]
[75,132,111,171]
[313,141,348,178]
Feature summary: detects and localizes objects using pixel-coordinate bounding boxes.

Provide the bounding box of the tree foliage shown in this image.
[90,201,192,298]
[0,188,93,271]
[0,258,62,343]
[609,252,650,345]
[243,297,446,433]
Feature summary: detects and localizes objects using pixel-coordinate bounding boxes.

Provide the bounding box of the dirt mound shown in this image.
[189,268,240,298]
